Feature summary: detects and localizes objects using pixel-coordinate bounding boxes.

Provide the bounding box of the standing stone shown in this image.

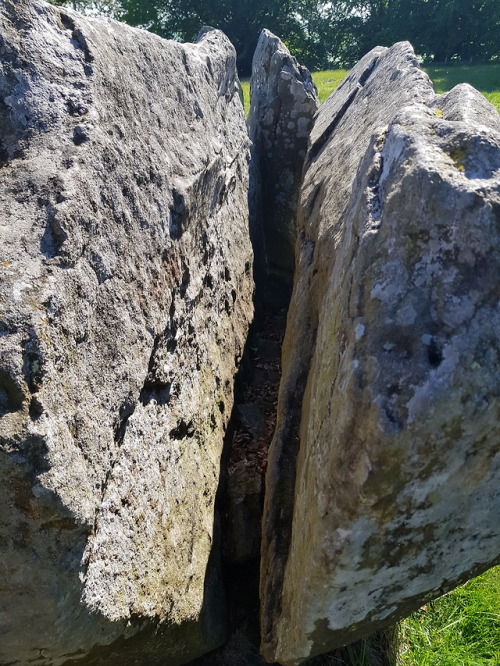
[0,1,253,664]
[248,29,318,287]
[260,41,500,664]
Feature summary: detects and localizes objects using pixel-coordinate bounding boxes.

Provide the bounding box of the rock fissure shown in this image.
[306,86,359,167]
[305,55,382,169]
[365,133,387,231]
[1,5,499,665]
[186,29,319,665]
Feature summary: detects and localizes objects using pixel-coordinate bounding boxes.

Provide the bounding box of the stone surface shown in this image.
[260,41,500,664]
[0,1,253,664]
[224,305,286,568]
[224,461,263,564]
[248,29,318,286]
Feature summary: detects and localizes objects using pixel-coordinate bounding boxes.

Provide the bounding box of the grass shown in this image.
[397,565,500,666]
[424,63,500,113]
[240,62,500,114]
[309,69,350,104]
[305,566,500,666]
[240,79,250,116]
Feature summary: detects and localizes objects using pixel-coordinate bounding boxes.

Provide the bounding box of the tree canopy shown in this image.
[50,0,500,74]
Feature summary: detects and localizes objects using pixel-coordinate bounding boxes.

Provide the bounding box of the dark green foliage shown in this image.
[65,1,500,75]
[116,0,310,74]
[355,0,500,64]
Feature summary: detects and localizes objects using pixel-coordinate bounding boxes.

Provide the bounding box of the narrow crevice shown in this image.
[306,86,359,167]
[259,370,308,651]
[366,132,387,232]
[305,55,381,169]
[185,279,289,666]
[186,283,393,666]
[114,399,136,446]
[358,55,380,86]
[187,48,387,666]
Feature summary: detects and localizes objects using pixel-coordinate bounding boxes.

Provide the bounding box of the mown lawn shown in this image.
[397,565,500,666]
[425,63,500,112]
[241,62,500,114]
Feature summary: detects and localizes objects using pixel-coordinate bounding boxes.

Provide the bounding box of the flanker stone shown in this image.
[0,1,253,663]
[248,29,318,286]
[260,41,500,665]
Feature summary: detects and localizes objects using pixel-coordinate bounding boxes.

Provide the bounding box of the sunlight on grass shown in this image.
[424,63,500,113]
[484,92,500,110]
[241,63,500,115]
[397,566,500,666]
[240,78,250,116]
[424,63,500,94]
[312,69,349,103]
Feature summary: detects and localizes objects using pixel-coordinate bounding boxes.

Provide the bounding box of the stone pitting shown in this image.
[248,29,318,286]
[260,41,500,665]
[0,1,253,664]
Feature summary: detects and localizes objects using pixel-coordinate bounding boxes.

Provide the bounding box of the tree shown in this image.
[424,0,500,62]
[53,0,500,70]
[347,0,500,63]
[284,1,365,70]
[49,0,123,18]
[117,0,313,74]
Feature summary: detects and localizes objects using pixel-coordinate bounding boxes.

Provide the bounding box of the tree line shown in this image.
[49,0,500,75]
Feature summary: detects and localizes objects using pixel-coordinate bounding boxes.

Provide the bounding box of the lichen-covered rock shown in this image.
[248,29,318,286]
[0,1,253,663]
[260,42,500,664]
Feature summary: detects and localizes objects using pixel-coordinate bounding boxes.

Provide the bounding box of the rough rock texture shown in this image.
[0,1,253,664]
[260,42,500,664]
[224,462,263,564]
[248,29,318,286]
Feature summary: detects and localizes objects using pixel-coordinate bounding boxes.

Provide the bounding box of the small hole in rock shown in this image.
[0,372,24,417]
[427,338,443,368]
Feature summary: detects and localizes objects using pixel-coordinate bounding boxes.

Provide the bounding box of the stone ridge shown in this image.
[248,29,318,287]
[0,1,253,664]
[260,41,500,664]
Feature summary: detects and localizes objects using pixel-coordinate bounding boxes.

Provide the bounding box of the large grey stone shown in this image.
[260,42,500,664]
[248,29,318,286]
[0,1,253,663]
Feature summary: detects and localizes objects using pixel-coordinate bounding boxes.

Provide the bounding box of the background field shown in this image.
[241,63,500,114]
[397,565,500,666]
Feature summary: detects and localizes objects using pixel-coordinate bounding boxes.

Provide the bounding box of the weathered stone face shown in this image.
[248,29,318,286]
[0,1,253,663]
[260,41,500,665]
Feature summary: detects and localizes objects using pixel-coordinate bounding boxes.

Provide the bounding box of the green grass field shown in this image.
[425,63,500,112]
[397,565,500,666]
[241,62,500,114]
